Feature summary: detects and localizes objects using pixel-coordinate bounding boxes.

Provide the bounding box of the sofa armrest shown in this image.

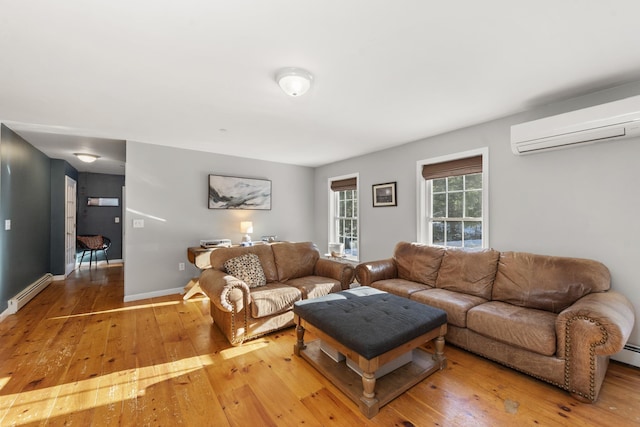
[355,259,397,286]
[557,290,635,357]
[199,268,251,313]
[556,290,635,401]
[314,258,355,290]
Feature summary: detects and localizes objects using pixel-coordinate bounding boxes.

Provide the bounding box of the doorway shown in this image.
[64,175,77,276]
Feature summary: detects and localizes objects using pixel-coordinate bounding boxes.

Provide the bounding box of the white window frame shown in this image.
[416,148,489,248]
[328,173,360,262]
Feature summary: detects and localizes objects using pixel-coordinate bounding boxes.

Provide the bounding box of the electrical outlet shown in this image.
[4,220,10,231]
[133,219,144,228]
[178,262,185,271]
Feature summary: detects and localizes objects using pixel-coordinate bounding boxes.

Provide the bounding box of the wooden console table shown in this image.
[183,246,215,300]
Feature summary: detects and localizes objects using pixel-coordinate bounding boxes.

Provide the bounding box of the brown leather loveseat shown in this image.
[355,241,635,402]
[199,242,355,345]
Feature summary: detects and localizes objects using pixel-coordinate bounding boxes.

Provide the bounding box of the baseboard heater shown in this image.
[7,273,53,314]
[613,343,640,368]
[624,344,640,354]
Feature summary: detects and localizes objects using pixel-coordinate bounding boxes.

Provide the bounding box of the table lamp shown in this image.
[241,221,253,243]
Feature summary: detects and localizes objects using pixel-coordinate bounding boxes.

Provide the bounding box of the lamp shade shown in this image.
[241,221,253,243]
[240,221,253,234]
[276,67,313,97]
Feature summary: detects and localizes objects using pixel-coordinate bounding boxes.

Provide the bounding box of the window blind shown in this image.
[421,155,482,180]
[330,177,357,191]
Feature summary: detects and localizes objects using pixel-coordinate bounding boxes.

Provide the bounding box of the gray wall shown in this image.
[0,125,51,310]
[123,141,315,300]
[77,172,125,261]
[314,82,640,350]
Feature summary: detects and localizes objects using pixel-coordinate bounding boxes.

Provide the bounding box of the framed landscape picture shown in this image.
[372,182,397,207]
[208,175,272,210]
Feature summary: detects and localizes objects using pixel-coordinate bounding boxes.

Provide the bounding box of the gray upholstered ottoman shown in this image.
[293,286,447,418]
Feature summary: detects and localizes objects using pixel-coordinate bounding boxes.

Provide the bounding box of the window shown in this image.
[418,149,488,248]
[329,174,359,260]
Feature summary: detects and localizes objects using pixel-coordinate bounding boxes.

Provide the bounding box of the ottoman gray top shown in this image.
[293,286,447,359]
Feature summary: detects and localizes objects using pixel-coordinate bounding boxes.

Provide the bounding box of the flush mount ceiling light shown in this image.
[276,67,313,97]
[74,153,100,163]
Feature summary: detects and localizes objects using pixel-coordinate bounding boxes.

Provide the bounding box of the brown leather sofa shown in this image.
[355,241,635,402]
[199,242,355,345]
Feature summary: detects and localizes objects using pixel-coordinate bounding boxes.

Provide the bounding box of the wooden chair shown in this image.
[77,235,111,268]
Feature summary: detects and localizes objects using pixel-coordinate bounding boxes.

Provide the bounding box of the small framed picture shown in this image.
[372,182,397,207]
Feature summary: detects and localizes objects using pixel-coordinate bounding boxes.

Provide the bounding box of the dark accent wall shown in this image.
[0,125,52,311]
[50,159,78,275]
[77,172,124,260]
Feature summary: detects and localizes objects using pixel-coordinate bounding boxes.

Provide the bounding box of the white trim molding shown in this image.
[416,147,490,248]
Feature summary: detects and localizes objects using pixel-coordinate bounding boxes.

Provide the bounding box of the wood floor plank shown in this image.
[0,264,639,427]
[218,384,276,427]
[91,296,140,426]
[239,355,323,426]
[45,310,112,426]
[301,387,376,426]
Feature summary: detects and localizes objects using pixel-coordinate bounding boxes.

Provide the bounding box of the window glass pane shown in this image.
[333,187,359,259]
[446,221,463,247]
[448,176,463,191]
[464,221,482,248]
[448,192,463,217]
[433,178,446,193]
[425,161,484,249]
[466,173,482,190]
[465,190,482,218]
[433,193,446,217]
[350,239,358,257]
[432,221,444,245]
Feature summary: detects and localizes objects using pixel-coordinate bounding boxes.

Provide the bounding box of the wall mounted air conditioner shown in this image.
[511,94,640,155]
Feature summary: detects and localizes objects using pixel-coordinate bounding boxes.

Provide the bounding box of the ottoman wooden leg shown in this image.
[433,334,447,369]
[360,371,379,418]
[294,322,306,356]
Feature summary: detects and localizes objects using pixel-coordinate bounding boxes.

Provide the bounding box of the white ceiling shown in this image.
[2,1,640,175]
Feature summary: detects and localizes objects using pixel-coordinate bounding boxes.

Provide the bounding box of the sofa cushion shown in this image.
[435,248,500,299]
[410,288,487,328]
[369,278,432,298]
[492,252,611,313]
[210,244,279,283]
[271,242,319,282]
[250,283,302,319]
[394,242,445,286]
[467,301,557,356]
[285,276,341,299]
[224,253,267,288]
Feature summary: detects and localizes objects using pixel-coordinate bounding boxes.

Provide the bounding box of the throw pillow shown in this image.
[223,253,267,288]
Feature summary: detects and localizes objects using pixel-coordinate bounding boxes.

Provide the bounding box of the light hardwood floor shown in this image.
[0,264,638,426]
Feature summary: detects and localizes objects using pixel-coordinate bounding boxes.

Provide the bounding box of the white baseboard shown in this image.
[123,286,184,303]
[611,345,640,368]
[53,274,66,281]
[0,307,10,323]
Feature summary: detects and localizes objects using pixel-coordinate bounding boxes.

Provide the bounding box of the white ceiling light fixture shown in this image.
[276,67,313,97]
[74,153,100,163]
